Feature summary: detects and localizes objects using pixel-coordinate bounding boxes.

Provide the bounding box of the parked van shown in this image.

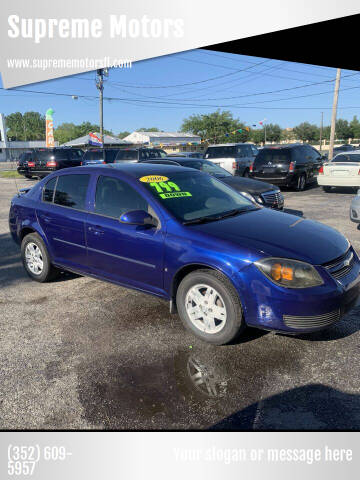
[204,143,257,176]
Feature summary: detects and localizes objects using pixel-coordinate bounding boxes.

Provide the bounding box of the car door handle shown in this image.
[88,226,104,235]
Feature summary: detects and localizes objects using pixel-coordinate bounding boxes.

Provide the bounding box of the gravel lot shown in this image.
[1,176,360,430]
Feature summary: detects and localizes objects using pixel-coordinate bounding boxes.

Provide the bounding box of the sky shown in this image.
[1,49,360,135]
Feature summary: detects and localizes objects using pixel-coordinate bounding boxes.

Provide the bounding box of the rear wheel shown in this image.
[176,269,245,345]
[21,233,59,282]
[243,169,250,177]
[25,174,33,179]
[296,174,306,191]
[322,186,332,193]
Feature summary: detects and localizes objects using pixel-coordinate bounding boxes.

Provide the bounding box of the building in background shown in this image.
[122,131,202,153]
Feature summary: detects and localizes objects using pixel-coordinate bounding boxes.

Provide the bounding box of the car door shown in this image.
[86,174,165,295]
[37,173,91,271]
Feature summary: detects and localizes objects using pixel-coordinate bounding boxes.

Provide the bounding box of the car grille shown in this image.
[260,190,284,208]
[322,249,355,280]
[283,310,340,329]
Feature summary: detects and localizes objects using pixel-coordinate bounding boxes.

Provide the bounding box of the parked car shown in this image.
[10,164,360,345]
[114,147,167,162]
[81,148,121,165]
[249,144,322,191]
[204,143,257,176]
[317,151,360,192]
[140,157,284,209]
[17,151,35,179]
[167,152,204,159]
[17,148,83,179]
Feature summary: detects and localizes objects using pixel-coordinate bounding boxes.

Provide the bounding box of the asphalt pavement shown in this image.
[0,176,359,430]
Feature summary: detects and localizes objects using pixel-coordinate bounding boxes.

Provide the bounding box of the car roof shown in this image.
[207,143,250,147]
[333,150,360,155]
[60,163,196,178]
[262,143,305,149]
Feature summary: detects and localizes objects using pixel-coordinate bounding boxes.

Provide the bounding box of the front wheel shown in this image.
[21,232,59,282]
[176,269,245,345]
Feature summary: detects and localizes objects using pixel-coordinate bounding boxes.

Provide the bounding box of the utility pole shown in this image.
[328,69,341,161]
[96,69,105,146]
[264,124,267,145]
[319,111,323,152]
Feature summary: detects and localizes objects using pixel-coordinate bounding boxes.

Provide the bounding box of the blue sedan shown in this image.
[9,164,360,344]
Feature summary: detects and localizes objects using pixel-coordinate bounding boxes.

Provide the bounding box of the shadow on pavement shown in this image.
[210,384,360,430]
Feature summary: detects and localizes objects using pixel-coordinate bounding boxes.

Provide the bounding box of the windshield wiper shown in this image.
[183,207,256,225]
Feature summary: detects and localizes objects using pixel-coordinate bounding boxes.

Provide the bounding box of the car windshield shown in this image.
[140,171,257,223]
[179,160,231,177]
[205,146,238,159]
[332,154,360,163]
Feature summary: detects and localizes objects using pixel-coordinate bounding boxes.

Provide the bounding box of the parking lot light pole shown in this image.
[328,69,341,161]
[96,69,104,146]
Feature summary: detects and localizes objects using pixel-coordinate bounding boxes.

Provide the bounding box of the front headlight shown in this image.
[255,257,324,288]
[240,192,263,204]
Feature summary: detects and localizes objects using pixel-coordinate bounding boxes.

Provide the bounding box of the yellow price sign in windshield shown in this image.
[139,175,169,183]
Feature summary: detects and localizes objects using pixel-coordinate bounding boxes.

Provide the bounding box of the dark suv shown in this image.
[17,148,83,179]
[249,144,322,191]
[114,148,167,162]
[81,149,121,165]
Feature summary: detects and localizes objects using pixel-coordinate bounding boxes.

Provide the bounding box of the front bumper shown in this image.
[234,251,360,334]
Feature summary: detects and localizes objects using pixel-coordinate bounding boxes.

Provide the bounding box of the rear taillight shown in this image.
[232,161,237,170]
[289,161,295,173]
[27,161,35,167]
[102,161,106,164]
[319,166,324,175]
[46,160,57,167]
[249,164,253,172]
[80,161,83,166]
[358,168,360,175]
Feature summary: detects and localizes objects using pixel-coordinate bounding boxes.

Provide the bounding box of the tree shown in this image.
[181,110,250,143]
[117,131,131,139]
[336,119,352,140]
[54,121,113,144]
[6,111,45,141]
[350,116,360,139]
[293,122,319,142]
[265,123,281,143]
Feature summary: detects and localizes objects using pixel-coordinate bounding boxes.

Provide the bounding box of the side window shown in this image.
[95,176,148,218]
[42,177,57,203]
[237,146,245,157]
[54,174,90,210]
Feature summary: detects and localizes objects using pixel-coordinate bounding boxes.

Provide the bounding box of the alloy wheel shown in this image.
[185,284,227,334]
[25,242,44,275]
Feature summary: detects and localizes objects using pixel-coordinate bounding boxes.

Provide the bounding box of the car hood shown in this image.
[219,176,277,194]
[189,208,348,265]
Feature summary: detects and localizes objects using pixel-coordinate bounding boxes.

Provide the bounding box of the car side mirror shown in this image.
[119,209,155,226]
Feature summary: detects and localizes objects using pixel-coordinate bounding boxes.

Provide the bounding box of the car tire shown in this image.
[176,269,245,345]
[296,174,306,191]
[243,169,250,178]
[21,232,59,282]
[322,186,332,193]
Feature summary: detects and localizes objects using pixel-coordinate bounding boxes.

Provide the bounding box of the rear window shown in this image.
[254,149,292,165]
[332,154,360,163]
[54,174,90,210]
[115,150,138,161]
[205,146,238,159]
[83,151,104,161]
